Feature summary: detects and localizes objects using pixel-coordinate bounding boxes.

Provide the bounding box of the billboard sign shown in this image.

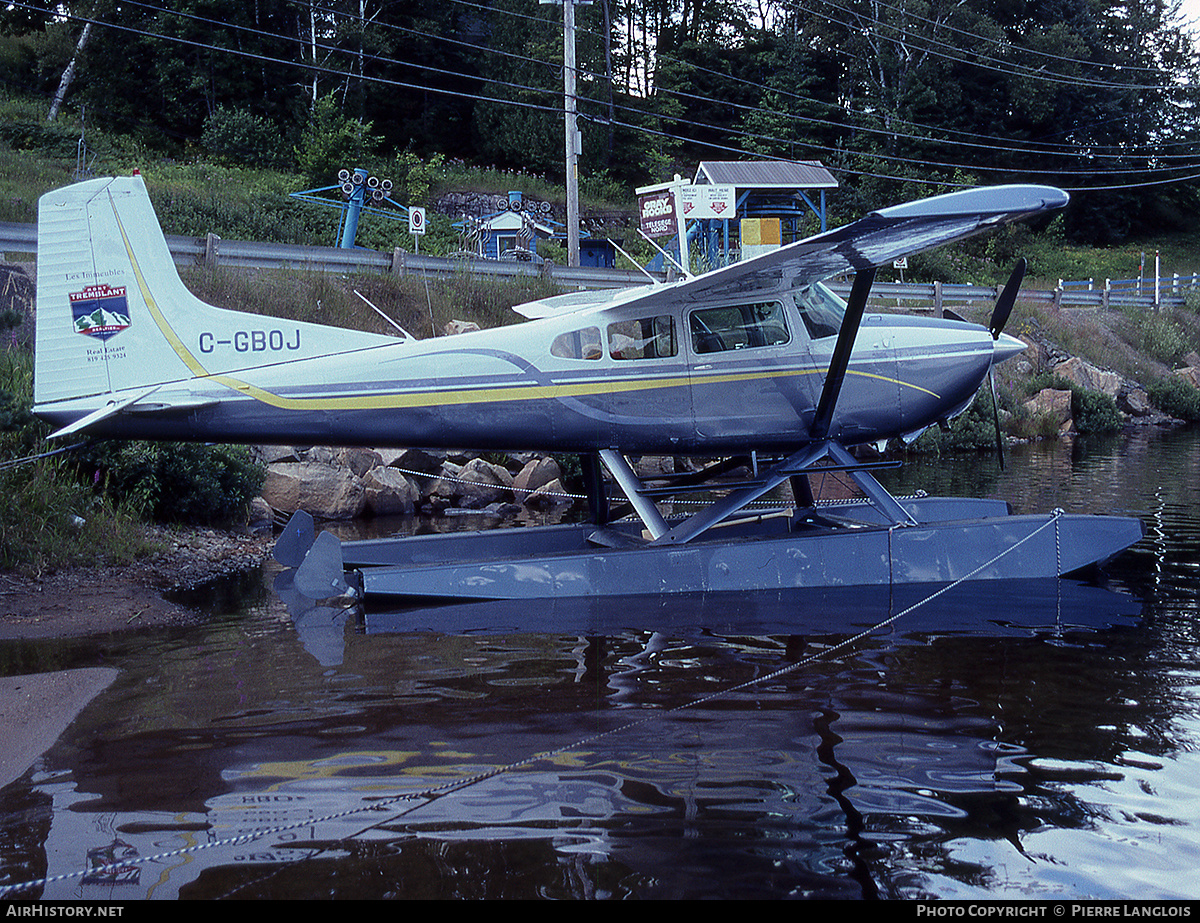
[638,191,677,238]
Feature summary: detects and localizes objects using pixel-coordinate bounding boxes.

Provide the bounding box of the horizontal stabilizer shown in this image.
[46,386,159,439]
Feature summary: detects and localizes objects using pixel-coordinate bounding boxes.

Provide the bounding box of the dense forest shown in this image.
[2,0,1199,243]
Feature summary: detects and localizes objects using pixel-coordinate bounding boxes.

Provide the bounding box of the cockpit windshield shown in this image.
[792,282,847,339]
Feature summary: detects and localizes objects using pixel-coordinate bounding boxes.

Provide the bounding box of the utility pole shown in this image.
[544,0,585,267]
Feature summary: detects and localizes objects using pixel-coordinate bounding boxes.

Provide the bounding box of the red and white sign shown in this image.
[678,184,736,220]
[638,191,677,238]
[409,206,426,236]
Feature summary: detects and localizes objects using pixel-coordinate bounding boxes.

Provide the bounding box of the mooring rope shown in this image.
[387,461,921,513]
[0,440,88,472]
[0,508,1066,897]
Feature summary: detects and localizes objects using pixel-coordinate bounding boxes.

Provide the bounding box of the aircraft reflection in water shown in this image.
[23,571,1145,900]
[33,176,1142,602]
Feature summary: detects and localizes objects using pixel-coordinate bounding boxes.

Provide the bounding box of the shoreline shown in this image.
[0,525,274,640]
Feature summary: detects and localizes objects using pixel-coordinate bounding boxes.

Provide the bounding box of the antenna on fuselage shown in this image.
[354,290,412,339]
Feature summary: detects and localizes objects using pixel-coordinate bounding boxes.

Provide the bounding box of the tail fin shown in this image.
[34,175,393,423]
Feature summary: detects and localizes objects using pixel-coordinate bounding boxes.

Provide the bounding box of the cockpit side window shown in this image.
[550,327,603,360]
[689,301,789,354]
[607,315,677,360]
[792,283,846,339]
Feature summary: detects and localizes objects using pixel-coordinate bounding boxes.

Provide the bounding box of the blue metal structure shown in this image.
[289,167,407,248]
[692,160,839,269]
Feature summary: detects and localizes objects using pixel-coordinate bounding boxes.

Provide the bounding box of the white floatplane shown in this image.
[32,176,1143,601]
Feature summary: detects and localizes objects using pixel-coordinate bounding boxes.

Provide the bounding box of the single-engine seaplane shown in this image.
[33,175,1143,603]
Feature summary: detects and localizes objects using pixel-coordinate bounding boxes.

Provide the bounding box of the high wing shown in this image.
[515,184,1067,318]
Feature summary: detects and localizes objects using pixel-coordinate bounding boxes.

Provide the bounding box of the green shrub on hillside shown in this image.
[908,388,1004,453]
[1148,376,1200,422]
[0,347,154,571]
[1121,308,1190,366]
[295,94,382,188]
[202,108,292,170]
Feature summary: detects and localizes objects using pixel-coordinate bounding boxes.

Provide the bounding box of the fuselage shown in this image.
[40,281,1016,455]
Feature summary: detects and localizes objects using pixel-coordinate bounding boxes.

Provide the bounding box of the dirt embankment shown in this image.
[0,525,274,640]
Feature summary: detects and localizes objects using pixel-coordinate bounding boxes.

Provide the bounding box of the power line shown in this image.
[12,0,1199,191]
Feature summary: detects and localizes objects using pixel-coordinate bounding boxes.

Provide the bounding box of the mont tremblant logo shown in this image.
[70,284,130,341]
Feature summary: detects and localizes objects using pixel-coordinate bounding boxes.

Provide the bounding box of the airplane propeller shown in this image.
[986,258,1027,471]
[989,258,1026,341]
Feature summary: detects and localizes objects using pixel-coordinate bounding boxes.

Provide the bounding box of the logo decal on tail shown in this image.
[71,284,130,341]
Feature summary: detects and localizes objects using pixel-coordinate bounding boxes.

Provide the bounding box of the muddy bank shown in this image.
[0,525,273,640]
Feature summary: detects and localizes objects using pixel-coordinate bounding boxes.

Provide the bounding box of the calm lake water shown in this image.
[1,427,1198,900]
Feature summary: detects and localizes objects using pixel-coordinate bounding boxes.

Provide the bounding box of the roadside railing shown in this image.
[3,220,1192,310]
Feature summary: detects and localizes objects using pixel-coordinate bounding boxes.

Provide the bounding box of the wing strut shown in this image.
[810,267,877,441]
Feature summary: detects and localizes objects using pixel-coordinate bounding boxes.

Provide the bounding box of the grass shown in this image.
[0,348,158,574]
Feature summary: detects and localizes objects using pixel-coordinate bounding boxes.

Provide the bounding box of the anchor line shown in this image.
[379,462,926,512]
[0,508,1067,898]
[0,440,89,471]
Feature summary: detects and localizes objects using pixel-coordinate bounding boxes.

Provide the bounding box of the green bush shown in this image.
[76,441,265,526]
[1121,308,1189,366]
[0,347,155,572]
[1072,387,1123,434]
[1148,376,1200,422]
[201,107,292,170]
[295,94,382,188]
[908,388,1004,453]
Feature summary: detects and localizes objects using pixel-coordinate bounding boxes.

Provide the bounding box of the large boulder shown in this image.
[444,319,480,336]
[1175,366,1200,389]
[1120,387,1154,417]
[522,478,574,513]
[1024,388,1073,433]
[1050,356,1122,398]
[430,457,514,509]
[362,466,420,516]
[512,456,562,501]
[260,462,367,520]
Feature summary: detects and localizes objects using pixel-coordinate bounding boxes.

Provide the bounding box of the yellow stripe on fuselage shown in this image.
[112,195,941,412]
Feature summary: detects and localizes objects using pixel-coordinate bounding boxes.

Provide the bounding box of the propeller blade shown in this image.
[810,266,877,441]
[989,369,1005,471]
[989,258,1027,340]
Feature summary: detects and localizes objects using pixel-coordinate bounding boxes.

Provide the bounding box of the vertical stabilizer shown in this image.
[34,175,394,415]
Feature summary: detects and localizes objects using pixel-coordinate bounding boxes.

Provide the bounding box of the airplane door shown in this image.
[790,284,903,445]
[687,299,804,444]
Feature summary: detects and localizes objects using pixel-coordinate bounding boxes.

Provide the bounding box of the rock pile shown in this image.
[1012,337,1198,434]
[251,445,577,522]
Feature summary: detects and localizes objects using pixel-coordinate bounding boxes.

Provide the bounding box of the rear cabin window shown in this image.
[689,301,789,354]
[550,326,602,360]
[607,315,677,360]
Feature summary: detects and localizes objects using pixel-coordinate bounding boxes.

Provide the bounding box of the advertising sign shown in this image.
[638,191,677,238]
